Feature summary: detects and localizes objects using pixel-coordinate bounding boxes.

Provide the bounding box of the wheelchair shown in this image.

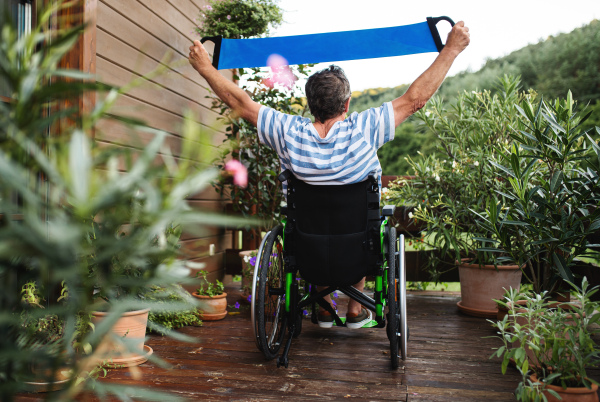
[250,170,407,369]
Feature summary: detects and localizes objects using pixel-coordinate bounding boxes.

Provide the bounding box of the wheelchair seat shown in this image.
[251,170,407,369]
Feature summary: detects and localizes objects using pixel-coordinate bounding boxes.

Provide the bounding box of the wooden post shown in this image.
[56,0,97,136]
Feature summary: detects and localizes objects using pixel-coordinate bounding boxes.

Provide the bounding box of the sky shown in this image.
[270,0,599,92]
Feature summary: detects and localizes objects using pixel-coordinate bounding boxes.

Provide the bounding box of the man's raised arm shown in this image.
[189,40,261,127]
[392,21,470,127]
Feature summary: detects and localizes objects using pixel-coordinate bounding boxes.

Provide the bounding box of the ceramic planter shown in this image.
[91,308,153,367]
[192,292,228,320]
[457,260,522,318]
[23,363,72,393]
[530,374,599,402]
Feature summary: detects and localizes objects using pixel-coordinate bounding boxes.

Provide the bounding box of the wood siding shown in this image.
[95,0,231,284]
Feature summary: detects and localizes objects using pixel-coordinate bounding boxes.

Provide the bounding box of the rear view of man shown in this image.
[189,21,470,327]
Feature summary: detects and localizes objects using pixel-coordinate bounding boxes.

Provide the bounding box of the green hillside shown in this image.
[351,20,600,175]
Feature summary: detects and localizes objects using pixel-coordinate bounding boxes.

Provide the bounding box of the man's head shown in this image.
[305,65,351,123]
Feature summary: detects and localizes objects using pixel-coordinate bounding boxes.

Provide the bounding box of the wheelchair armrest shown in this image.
[382,205,396,217]
[278,169,292,183]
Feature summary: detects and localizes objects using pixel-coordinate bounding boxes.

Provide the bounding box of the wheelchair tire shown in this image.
[254,226,287,360]
[398,233,408,362]
[386,226,400,369]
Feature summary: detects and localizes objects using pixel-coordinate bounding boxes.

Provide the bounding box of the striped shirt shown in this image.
[257,102,395,192]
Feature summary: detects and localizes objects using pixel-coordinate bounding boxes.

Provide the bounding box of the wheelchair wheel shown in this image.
[252,225,287,360]
[386,226,400,369]
[398,234,408,362]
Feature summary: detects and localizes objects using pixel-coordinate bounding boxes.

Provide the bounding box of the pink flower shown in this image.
[224,159,247,188]
[262,54,297,90]
[204,5,212,10]
[227,15,231,20]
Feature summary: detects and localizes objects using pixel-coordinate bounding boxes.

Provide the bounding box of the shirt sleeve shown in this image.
[257,105,284,150]
[356,102,395,150]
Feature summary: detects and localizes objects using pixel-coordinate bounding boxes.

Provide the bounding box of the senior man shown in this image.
[189,21,470,328]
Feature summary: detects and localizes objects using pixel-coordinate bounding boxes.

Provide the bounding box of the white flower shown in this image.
[408,212,414,219]
[452,160,457,169]
[386,196,390,200]
[243,256,249,263]
[474,161,479,166]
[435,175,440,181]
[382,188,389,194]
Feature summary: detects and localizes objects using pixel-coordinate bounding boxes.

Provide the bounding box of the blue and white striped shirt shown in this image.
[257,102,395,191]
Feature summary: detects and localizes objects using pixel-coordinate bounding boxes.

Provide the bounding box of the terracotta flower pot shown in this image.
[24,364,72,393]
[457,260,522,318]
[531,374,599,402]
[192,292,228,321]
[91,308,153,367]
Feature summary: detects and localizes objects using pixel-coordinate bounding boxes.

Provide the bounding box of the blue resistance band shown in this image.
[201,16,454,70]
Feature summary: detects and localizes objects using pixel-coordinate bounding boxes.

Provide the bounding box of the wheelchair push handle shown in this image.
[426,16,455,52]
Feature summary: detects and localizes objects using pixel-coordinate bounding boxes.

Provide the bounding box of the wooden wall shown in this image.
[94,0,232,286]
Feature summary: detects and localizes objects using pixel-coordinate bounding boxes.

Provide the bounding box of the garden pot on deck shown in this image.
[457,261,522,318]
[192,292,228,321]
[23,363,72,393]
[91,308,153,367]
[530,374,599,402]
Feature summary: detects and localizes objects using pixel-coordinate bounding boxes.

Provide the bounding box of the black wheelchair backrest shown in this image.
[279,170,382,286]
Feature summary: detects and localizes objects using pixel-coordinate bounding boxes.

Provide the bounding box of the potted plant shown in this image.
[491,277,600,401]
[0,3,248,398]
[385,76,530,317]
[475,91,600,295]
[18,281,71,392]
[192,270,228,321]
[143,284,203,336]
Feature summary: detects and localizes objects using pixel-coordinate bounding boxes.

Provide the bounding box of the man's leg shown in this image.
[316,286,336,328]
[316,286,334,309]
[347,277,365,316]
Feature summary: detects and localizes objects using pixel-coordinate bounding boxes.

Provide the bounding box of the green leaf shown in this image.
[589,219,600,232]
[549,171,563,193]
[503,220,529,226]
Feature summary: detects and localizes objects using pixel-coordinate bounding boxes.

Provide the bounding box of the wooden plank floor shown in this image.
[18,283,600,401]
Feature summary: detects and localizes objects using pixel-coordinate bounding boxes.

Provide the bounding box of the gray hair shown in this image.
[305,65,351,123]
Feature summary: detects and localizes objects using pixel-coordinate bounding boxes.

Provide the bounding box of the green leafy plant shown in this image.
[475,92,600,293]
[490,277,600,401]
[19,282,65,347]
[241,250,257,300]
[143,285,202,335]
[195,0,282,39]
[0,2,246,399]
[195,270,225,297]
[385,75,533,280]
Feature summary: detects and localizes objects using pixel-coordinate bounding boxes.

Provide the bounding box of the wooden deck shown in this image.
[19,283,600,401]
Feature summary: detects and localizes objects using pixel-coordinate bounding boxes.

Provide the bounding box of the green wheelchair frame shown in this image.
[250,208,407,369]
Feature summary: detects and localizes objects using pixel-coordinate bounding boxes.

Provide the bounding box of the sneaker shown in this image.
[346,308,372,329]
[317,310,335,328]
